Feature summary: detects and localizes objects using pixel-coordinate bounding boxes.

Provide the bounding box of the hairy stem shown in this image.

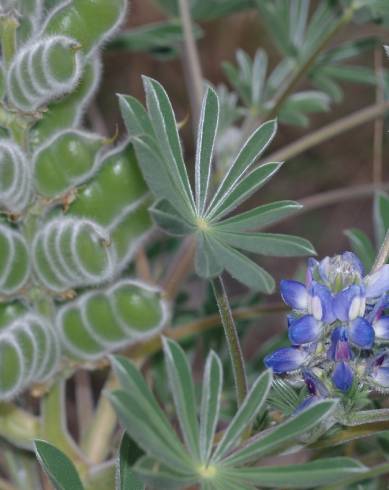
[264,100,389,164]
[211,276,248,406]
[178,0,203,127]
[371,230,389,274]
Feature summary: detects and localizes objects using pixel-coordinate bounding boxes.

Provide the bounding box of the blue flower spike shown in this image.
[265,251,389,407]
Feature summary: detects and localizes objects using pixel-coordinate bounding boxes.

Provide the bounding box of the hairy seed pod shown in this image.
[57,279,169,361]
[0,141,32,213]
[34,130,103,197]
[42,0,126,55]
[0,312,60,400]
[6,35,83,112]
[32,218,116,293]
[68,142,153,270]
[0,225,30,295]
[30,57,101,149]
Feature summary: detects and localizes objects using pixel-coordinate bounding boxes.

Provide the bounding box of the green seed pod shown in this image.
[32,217,116,293]
[0,224,30,295]
[6,35,84,112]
[30,56,101,149]
[0,313,60,400]
[42,0,126,55]
[68,141,153,271]
[0,140,32,213]
[57,279,169,361]
[0,337,24,400]
[34,129,104,198]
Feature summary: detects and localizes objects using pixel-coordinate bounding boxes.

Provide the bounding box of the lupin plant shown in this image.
[1,0,389,490]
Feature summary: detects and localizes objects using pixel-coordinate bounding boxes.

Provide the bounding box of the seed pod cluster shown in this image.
[69,141,153,273]
[6,35,83,112]
[33,129,103,198]
[0,307,60,400]
[0,225,30,295]
[32,218,115,293]
[0,141,32,214]
[57,280,169,361]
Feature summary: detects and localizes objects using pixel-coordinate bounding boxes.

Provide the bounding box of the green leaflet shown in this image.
[207,120,277,217]
[224,400,337,466]
[199,351,223,462]
[207,162,283,221]
[194,233,223,279]
[219,458,366,488]
[215,201,302,231]
[211,370,272,462]
[195,87,219,214]
[163,337,201,459]
[212,230,316,257]
[111,356,192,470]
[133,455,198,490]
[34,440,84,490]
[150,199,196,236]
[117,434,145,490]
[210,238,275,293]
[119,95,155,139]
[143,76,195,212]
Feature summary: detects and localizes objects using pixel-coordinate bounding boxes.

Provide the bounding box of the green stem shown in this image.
[371,229,389,274]
[211,276,248,406]
[40,380,88,477]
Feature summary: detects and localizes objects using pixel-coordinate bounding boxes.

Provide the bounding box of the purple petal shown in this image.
[318,256,330,282]
[349,317,375,349]
[374,316,389,340]
[302,370,329,397]
[372,367,389,388]
[280,280,308,310]
[264,347,308,374]
[288,315,321,345]
[332,362,354,392]
[342,251,364,276]
[294,395,320,414]
[333,285,365,322]
[328,327,352,361]
[309,283,335,323]
[365,265,389,298]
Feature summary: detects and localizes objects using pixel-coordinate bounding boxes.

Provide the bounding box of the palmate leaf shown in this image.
[117,434,145,490]
[120,78,315,292]
[344,228,375,271]
[374,191,389,246]
[110,340,366,490]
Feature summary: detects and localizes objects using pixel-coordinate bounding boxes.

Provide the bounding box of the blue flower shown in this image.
[264,251,389,402]
[264,347,309,374]
[367,351,389,388]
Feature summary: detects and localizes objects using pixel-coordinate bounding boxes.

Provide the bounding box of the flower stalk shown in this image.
[211,276,248,406]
